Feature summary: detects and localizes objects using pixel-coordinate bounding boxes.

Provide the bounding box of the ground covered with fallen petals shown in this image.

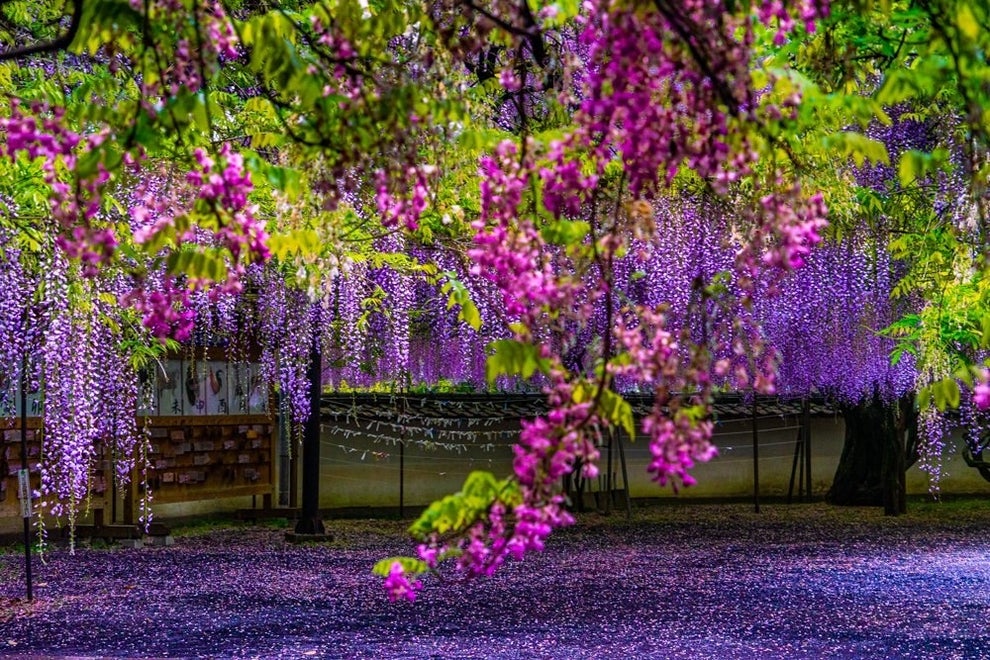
[2,501,990,658]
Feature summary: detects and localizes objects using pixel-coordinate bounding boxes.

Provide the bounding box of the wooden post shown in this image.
[289,420,299,509]
[617,428,632,520]
[752,396,760,514]
[787,426,802,505]
[802,397,812,502]
[293,339,325,536]
[399,440,405,520]
[110,418,117,524]
[604,429,613,514]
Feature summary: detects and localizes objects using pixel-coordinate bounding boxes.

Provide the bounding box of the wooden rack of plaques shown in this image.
[0,419,42,520]
[1,415,276,525]
[133,414,276,519]
[1,349,280,526]
[122,349,278,521]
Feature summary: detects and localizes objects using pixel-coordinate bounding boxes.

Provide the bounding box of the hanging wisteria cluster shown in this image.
[255,267,318,428]
[322,240,501,390]
[0,229,41,408]
[762,237,916,403]
[0,226,149,546]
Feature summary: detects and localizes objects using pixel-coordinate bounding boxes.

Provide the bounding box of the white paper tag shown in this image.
[18,469,31,519]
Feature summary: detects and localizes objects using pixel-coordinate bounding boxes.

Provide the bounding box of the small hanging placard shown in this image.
[18,469,31,519]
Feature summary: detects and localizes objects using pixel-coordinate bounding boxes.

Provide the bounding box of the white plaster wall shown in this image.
[316,415,990,509]
[4,415,987,537]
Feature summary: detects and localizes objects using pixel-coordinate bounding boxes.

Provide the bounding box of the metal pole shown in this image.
[20,354,33,601]
[752,396,760,514]
[399,440,405,520]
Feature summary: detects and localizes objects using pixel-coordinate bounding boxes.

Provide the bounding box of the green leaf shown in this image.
[573,383,636,439]
[406,470,520,540]
[981,314,990,349]
[165,248,228,282]
[931,377,961,411]
[898,151,922,186]
[957,3,979,40]
[822,131,889,168]
[440,273,482,331]
[372,556,428,578]
[541,219,590,246]
[486,339,552,384]
[267,228,320,259]
[897,149,950,187]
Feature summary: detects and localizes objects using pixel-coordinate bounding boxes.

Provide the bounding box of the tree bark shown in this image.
[827,394,916,515]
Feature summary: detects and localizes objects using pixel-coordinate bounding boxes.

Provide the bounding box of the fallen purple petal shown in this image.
[1,504,989,658]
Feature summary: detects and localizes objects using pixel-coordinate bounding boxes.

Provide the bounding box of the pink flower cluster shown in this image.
[129,157,181,245]
[543,0,831,212]
[569,0,753,197]
[205,2,239,61]
[464,375,598,573]
[406,491,576,590]
[393,367,602,593]
[974,368,990,410]
[759,189,828,270]
[131,0,240,100]
[610,308,679,382]
[309,15,361,100]
[514,410,599,488]
[121,278,195,341]
[540,141,599,218]
[455,497,574,579]
[469,141,567,318]
[187,144,270,269]
[375,165,433,231]
[1,102,118,276]
[642,411,716,489]
[610,307,718,489]
[757,0,830,45]
[383,562,422,603]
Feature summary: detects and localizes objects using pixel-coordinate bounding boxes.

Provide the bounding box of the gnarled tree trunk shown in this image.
[827,394,917,515]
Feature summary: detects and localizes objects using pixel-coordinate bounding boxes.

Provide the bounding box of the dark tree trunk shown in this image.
[827,394,917,516]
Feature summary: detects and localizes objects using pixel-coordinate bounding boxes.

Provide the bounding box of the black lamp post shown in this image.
[292,331,326,537]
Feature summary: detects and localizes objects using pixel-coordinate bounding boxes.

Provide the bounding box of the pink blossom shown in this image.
[468,141,571,320]
[376,166,433,231]
[383,562,422,603]
[975,374,990,410]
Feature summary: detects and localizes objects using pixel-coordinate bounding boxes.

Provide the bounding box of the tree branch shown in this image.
[0,0,83,61]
